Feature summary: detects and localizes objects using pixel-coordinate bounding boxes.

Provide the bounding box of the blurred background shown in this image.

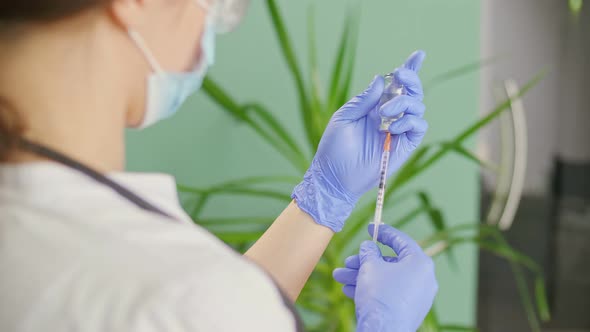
[126,0,589,331]
[478,1,590,331]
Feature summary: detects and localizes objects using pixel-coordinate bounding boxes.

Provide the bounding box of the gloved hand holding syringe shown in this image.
[329,51,435,332]
[293,50,427,235]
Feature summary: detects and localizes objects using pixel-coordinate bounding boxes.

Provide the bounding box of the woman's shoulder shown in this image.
[0,201,298,331]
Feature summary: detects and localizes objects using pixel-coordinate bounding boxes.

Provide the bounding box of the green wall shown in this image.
[126,0,480,326]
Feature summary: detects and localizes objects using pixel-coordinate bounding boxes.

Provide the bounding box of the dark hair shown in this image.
[0,0,111,23]
[0,98,24,161]
[0,0,111,161]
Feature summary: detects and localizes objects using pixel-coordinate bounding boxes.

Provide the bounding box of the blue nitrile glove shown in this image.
[333,224,438,332]
[291,51,427,232]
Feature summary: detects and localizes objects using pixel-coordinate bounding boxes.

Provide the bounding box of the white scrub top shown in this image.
[0,162,298,332]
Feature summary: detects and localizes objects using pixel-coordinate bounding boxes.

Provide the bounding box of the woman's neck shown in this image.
[0,14,142,172]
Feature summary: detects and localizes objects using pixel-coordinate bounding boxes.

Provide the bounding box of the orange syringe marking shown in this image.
[383,132,392,151]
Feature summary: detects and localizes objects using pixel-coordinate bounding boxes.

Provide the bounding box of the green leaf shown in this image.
[447,142,499,171]
[202,76,242,116]
[205,222,269,233]
[214,230,266,244]
[419,309,441,332]
[179,175,297,200]
[196,216,273,226]
[202,78,305,171]
[215,175,300,187]
[227,176,298,188]
[178,176,295,220]
[427,228,542,276]
[398,144,433,172]
[190,192,210,219]
[204,177,294,196]
[488,231,549,328]
[425,228,548,332]
[510,262,541,332]
[389,71,545,193]
[208,187,292,202]
[420,223,496,248]
[307,5,325,139]
[439,325,478,332]
[569,0,583,14]
[535,277,551,321]
[344,72,545,252]
[336,145,433,248]
[335,9,360,110]
[297,300,330,315]
[307,5,319,98]
[391,145,432,183]
[243,103,309,171]
[265,0,313,148]
[202,6,547,331]
[417,192,444,231]
[335,203,374,250]
[326,14,353,115]
[454,71,545,144]
[305,322,331,332]
[393,205,427,229]
[425,57,497,91]
[478,241,541,273]
[177,186,207,195]
[417,192,458,268]
[410,145,433,164]
[323,7,360,139]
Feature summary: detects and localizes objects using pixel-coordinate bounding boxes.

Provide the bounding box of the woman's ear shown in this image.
[108,0,147,30]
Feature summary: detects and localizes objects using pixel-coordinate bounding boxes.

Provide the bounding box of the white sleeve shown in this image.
[129,264,299,332]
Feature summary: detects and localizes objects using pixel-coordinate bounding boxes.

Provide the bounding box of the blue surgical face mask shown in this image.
[128,3,217,129]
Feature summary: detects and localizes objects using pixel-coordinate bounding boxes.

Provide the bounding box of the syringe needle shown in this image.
[373,132,392,243]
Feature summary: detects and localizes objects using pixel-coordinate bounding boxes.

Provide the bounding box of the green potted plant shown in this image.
[178,1,551,330]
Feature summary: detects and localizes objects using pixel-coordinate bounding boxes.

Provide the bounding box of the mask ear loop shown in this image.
[195,0,219,26]
[128,30,164,74]
[196,0,211,10]
[129,1,212,73]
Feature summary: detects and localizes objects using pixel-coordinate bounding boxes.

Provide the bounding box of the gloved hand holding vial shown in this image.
[372,50,426,242]
[282,49,434,331]
[292,50,428,233]
[331,50,436,332]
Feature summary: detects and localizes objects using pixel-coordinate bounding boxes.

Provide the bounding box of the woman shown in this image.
[0,0,437,331]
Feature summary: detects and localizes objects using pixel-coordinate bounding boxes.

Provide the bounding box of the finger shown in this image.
[342,285,356,299]
[394,68,423,100]
[332,268,359,285]
[344,255,360,269]
[384,256,400,263]
[379,95,426,119]
[359,240,382,264]
[388,115,428,146]
[403,50,426,73]
[337,75,384,121]
[368,224,424,258]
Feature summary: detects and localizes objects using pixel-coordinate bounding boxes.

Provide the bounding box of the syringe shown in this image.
[372,73,405,242]
[372,132,392,242]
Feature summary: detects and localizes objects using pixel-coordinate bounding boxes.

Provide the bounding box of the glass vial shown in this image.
[378,73,405,132]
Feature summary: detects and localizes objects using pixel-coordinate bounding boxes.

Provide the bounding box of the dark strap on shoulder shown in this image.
[277,287,306,331]
[19,139,176,220]
[19,138,305,331]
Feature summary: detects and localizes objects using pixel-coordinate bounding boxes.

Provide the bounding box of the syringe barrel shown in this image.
[372,146,390,242]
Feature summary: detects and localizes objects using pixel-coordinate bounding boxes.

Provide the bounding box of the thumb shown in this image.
[359,240,382,265]
[403,50,426,73]
[338,75,384,121]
